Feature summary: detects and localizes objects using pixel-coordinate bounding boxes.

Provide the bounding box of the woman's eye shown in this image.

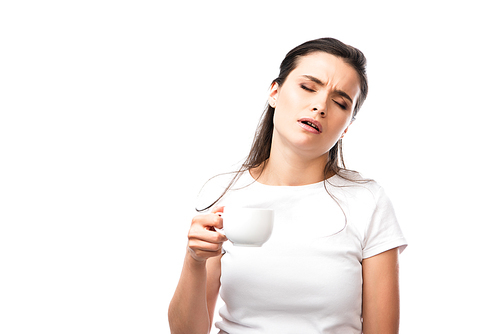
[334,101,347,110]
[300,84,315,92]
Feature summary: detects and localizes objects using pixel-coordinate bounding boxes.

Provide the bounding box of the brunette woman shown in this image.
[169,37,407,334]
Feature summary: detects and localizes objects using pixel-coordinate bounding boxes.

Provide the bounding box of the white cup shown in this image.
[220,208,274,247]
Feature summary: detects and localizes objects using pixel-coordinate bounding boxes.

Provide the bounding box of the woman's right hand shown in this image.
[187,206,227,263]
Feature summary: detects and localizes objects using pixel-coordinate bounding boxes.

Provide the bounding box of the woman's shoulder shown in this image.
[327,169,384,201]
[332,169,379,187]
[195,170,253,212]
[195,172,233,212]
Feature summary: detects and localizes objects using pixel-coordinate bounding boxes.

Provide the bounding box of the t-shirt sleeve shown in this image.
[362,186,407,259]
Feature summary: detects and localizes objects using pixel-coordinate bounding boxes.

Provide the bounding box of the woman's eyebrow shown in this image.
[302,75,325,86]
[334,90,353,104]
[301,75,353,104]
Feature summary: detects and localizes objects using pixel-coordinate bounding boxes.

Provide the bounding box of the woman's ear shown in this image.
[340,119,355,139]
[268,82,280,108]
[340,127,348,139]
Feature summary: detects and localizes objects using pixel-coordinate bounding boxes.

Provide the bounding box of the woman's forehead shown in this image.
[291,52,361,97]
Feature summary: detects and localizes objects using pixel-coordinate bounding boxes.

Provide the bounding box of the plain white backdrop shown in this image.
[1,1,499,333]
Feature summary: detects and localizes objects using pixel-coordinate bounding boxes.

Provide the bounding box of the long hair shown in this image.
[197,37,369,212]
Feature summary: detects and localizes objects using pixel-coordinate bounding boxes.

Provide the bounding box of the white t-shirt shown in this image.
[197,171,407,334]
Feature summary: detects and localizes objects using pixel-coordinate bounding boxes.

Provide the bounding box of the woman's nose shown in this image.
[311,93,328,117]
[312,103,327,117]
[312,107,325,116]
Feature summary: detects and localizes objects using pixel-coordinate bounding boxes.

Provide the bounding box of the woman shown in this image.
[169,37,407,334]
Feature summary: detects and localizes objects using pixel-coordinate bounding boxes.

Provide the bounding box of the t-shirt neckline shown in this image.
[244,170,335,190]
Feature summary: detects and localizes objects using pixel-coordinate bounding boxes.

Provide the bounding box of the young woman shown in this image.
[168,37,407,334]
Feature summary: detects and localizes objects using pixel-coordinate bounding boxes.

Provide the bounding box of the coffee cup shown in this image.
[219,208,274,247]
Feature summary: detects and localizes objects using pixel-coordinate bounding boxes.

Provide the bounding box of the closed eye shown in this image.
[300,84,315,92]
[334,101,347,110]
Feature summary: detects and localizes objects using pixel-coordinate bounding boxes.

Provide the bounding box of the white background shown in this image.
[1,1,499,333]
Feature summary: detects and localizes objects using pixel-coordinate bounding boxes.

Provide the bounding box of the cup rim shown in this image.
[224,207,273,211]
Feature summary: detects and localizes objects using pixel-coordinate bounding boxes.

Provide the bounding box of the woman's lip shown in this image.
[297,118,323,134]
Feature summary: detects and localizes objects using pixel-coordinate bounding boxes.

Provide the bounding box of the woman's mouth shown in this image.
[297,118,322,134]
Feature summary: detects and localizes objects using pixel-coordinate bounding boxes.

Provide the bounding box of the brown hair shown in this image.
[197,37,369,212]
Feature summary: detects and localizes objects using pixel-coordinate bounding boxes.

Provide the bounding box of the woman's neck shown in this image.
[250,145,329,186]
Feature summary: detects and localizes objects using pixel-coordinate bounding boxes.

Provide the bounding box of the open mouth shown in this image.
[298,118,322,134]
[301,120,320,131]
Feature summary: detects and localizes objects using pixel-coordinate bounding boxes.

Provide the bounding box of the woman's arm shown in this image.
[168,208,226,334]
[362,247,400,334]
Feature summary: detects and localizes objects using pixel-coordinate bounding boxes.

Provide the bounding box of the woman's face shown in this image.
[269,52,361,160]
